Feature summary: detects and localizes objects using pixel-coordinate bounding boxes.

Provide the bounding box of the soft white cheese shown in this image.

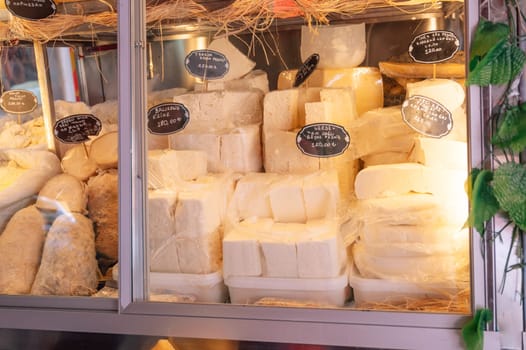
[174,185,222,238]
[361,151,409,167]
[175,232,222,274]
[263,130,320,173]
[148,149,208,189]
[195,69,269,93]
[409,137,468,170]
[260,233,299,278]
[405,78,465,112]
[223,228,262,277]
[302,170,339,220]
[269,175,307,223]
[148,189,177,257]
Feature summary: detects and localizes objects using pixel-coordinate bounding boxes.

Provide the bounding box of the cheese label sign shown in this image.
[296,123,350,157]
[0,89,38,114]
[5,0,57,20]
[402,95,453,138]
[185,49,229,80]
[409,30,460,63]
[147,102,189,135]
[293,53,320,87]
[54,114,102,144]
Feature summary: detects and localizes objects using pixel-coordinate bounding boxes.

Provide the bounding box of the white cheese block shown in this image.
[150,236,181,273]
[195,69,269,93]
[207,37,256,81]
[173,89,263,130]
[361,223,465,245]
[260,234,298,278]
[90,99,118,126]
[302,170,339,220]
[349,106,417,159]
[175,232,222,274]
[263,130,320,173]
[148,189,177,257]
[319,151,358,197]
[444,107,468,142]
[193,172,239,222]
[61,144,97,181]
[361,151,409,167]
[296,220,346,278]
[230,173,280,220]
[36,173,87,214]
[89,131,118,169]
[147,149,207,189]
[147,87,188,107]
[301,23,366,68]
[223,229,262,277]
[263,89,301,132]
[269,175,307,223]
[277,67,383,116]
[405,78,465,112]
[409,137,468,170]
[170,125,261,173]
[319,88,358,128]
[174,185,222,238]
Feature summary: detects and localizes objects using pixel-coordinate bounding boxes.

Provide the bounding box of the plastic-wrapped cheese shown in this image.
[301,23,366,68]
[406,78,465,112]
[36,173,88,214]
[207,37,256,81]
[409,137,468,170]
[89,131,118,169]
[278,67,383,116]
[148,149,207,189]
[195,69,269,93]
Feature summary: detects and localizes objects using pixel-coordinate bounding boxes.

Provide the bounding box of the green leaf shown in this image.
[492,103,526,153]
[462,308,493,350]
[470,19,510,58]
[467,39,526,86]
[468,169,500,235]
[492,163,526,230]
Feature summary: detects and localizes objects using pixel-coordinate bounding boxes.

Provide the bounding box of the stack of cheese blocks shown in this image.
[223,171,349,306]
[349,78,470,305]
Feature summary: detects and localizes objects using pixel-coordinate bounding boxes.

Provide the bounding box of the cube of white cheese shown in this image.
[263,130,320,173]
[260,234,299,278]
[302,170,340,220]
[269,175,307,223]
[263,89,301,132]
[148,149,208,189]
[301,23,366,68]
[231,173,280,220]
[319,88,358,128]
[409,137,468,170]
[195,69,269,93]
[150,236,181,273]
[220,125,262,173]
[296,220,346,278]
[361,151,409,167]
[207,37,256,81]
[170,130,222,172]
[223,229,262,277]
[148,189,177,257]
[175,232,222,274]
[174,186,221,238]
[405,78,465,112]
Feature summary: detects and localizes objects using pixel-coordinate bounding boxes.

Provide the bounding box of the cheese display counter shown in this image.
[0,0,515,348]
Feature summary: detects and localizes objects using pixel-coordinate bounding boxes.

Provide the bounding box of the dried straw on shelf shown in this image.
[1,0,461,42]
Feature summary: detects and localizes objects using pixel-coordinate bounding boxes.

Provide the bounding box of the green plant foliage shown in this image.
[470,18,510,58]
[492,163,526,230]
[492,103,526,153]
[461,308,493,350]
[468,169,501,234]
[467,39,526,86]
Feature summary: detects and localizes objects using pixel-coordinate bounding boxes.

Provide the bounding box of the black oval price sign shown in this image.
[0,90,38,114]
[5,0,57,20]
[296,123,350,158]
[294,53,319,87]
[402,95,453,138]
[147,103,189,135]
[409,30,460,63]
[185,49,229,80]
[54,114,102,144]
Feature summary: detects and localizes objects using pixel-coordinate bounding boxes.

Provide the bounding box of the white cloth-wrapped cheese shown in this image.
[89,131,118,169]
[0,149,61,232]
[148,149,207,189]
[0,205,46,294]
[301,24,366,68]
[36,173,88,214]
[31,213,98,296]
[61,144,98,181]
[207,37,256,81]
[0,117,47,149]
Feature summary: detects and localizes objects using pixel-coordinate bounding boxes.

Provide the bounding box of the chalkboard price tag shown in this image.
[5,0,57,20]
[296,123,350,158]
[293,53,320,87]
[147,103,189,135]
[0,89,38,114]
[185,49,229,80]
[402,95,453,138]
[409,30,460,63]
[54,114,102,144]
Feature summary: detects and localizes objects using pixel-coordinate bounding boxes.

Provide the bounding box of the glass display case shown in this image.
[0,0,518,348]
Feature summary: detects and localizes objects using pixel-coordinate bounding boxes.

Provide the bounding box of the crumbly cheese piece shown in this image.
[269,175,307,223]
[263,130,320,173]
[175,233,222,274]
[223,228,262,277]
[361,151,409,167]
[148,149,207,189]
[302,170,339,220]
[260,232,299,278]
[174,185,222,238]
[173,89,263,130]
[296,220,346,278]
[263,89,301,132]
[301,23,366,68]
[207,37,256,81]
[230,173,280,220]
[195,69,269,93]
[405,78,465,112]
[319,88,358,128]
[61,144,98,181]
[148,189,177,257]
[89,131,118,169]
[348,106,417,159]
[36,173,88,214]
[409,137,468,170]
[150,236,181,273]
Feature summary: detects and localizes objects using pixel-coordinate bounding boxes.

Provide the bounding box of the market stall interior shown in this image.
[0,0,481,348]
